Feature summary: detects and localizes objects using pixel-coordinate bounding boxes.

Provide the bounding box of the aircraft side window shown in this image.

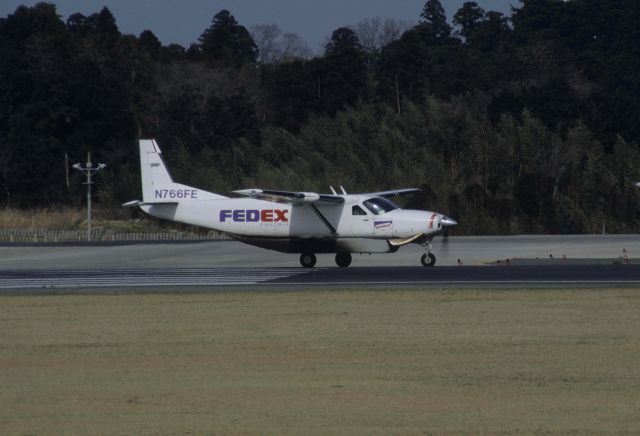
[352,205,367,216]
[363,197,398,215]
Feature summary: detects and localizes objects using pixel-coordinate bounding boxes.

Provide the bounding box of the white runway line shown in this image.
[0,268,319,289]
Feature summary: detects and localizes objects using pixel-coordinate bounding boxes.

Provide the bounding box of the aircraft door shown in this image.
[349,204,372,236]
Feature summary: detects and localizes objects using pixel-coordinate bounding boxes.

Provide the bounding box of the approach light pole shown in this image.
[73,152,106,242]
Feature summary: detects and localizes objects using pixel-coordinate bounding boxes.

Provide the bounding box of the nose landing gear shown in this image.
[421,252,436,267]
[421,240,436,267]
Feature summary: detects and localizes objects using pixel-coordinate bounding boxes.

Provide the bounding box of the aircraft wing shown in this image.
[233,189,345,205]
[366,188,421,197]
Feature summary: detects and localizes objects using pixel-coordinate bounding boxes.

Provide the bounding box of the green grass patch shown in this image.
[1,289,640,434]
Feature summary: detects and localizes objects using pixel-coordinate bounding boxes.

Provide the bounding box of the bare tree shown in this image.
[251,25,312,63]
[352,18,414,52]
[380,18,413,47]
[280,32,312,61]
[251,24,282,64]
[353,17,382,52]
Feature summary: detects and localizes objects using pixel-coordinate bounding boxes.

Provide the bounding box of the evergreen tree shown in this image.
[1,2,640,234]
[198,10,257,67]
[453,2,485,39]
[318,27,368,115]
[138,30,161,60]
[419,0,452,42]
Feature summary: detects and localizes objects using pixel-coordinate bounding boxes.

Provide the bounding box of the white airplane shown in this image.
[124,139,457,267]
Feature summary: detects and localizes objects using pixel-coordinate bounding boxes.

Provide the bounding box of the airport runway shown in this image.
[1,264,640,293]
[1,236,639,292]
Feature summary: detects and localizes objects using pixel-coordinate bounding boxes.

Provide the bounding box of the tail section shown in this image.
[139,139,227,203]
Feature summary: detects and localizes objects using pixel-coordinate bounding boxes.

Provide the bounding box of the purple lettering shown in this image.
[246,210,259,222]
[233,210,245,221]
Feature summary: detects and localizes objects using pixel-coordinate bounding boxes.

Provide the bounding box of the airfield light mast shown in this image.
[72,152,106,242]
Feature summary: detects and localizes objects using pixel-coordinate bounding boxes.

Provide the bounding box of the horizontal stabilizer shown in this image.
[122,200,178,207]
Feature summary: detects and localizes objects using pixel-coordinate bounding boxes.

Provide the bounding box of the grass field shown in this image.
[1,288,639,434]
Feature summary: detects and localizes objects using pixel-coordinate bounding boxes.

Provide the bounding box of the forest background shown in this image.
[1,0,640,235]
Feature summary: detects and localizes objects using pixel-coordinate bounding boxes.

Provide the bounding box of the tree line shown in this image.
[1,0,639,234]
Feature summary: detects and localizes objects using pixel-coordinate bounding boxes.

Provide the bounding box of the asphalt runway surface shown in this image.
[1,235,639,292]
[1,264,639,293]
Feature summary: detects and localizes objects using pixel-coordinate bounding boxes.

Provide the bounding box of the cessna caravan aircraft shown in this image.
[124,139,457,267]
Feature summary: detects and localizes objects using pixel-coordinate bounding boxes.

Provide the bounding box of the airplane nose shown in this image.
[440,216,458,228]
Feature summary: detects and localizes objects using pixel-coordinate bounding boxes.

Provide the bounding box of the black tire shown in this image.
[300,253,317,268]
[421,253,436,267]
[335,252,352,268]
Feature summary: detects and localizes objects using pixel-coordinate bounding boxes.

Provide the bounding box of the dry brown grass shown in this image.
[1,288,639,434]
[0,207,85,230]
[0,207,197,233]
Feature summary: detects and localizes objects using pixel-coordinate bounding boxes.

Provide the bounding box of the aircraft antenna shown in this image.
[340,186,347,195]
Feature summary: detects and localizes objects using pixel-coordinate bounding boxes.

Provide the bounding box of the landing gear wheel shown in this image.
[300,253,317,268]
[335,252,352,268]
[421,253,436,267]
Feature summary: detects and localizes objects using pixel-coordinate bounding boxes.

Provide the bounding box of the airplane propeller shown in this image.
[439,216,457,255]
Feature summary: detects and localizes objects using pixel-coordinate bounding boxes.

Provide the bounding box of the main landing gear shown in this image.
[335,252,352,268]
[299,252,353,268]
[300,253,317,268]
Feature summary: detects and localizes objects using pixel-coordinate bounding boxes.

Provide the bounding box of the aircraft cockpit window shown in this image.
[363,197,399,215]
[352,205,367,216]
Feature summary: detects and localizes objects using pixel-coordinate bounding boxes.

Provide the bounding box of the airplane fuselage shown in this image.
[141,196,445,254]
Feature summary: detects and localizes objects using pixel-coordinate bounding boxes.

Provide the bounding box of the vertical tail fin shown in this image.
[140,139,174,201]
[139,139,226,203]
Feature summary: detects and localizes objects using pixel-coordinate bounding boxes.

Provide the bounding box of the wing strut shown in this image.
[311,205,337,234]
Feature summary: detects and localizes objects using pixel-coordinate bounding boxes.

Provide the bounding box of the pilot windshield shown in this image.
[363,197,399,215]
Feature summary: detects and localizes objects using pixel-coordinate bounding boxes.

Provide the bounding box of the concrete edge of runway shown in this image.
[3,281,639,296]
[491,258,639,266]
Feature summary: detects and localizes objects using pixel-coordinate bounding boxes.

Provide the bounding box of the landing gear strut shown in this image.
[335,252,352,268]
[300,253,317,268]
